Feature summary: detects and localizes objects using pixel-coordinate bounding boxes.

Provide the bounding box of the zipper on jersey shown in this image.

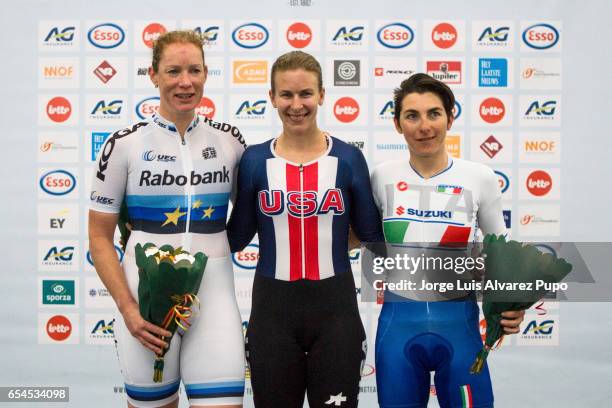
[299,163,306,280]
[178,134,193,251]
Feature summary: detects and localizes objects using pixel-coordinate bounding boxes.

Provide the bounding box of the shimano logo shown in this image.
[142,150,176,162]
[139,167,230,186]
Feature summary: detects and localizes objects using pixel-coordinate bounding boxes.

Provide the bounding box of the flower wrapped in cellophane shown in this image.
[135,243,207,382]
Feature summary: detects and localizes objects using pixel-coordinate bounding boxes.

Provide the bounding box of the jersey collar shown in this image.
[409,156,454,179]
[151,113,200,136]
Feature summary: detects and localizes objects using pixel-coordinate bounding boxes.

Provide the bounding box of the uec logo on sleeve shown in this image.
[522,23,559,50]
[39,170,76,196]
[87,23,125,49]
[377,23,414,49]
[232,23,269,49]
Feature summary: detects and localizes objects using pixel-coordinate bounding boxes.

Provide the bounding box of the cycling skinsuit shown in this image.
[90,114,247,407]
[227,136,384,407]
[371,158,506,408]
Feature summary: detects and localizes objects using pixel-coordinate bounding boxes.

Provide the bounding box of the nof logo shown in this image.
[526,170,552,196]
[47,96,72,123]
[43,65,74,78]
[232,243,259,270]
[524,140,556,152]
[332,26,364,42]
[40,170,76,196]
[286,22,312,48]
[91,100,123,116]
[93,60,117,84]
[377,23,414,49]
[480,135,503,159]
[479,97,505,123]
[46,315,72,341]
[88,23,125,49]
[45,26,75,43]
[232,23,269,49]
[196,97,216,119]
[494,170,509,194]
[522,23,559,50]
[478,27,509,43]
[194,26,219,42]
[135,97,160,119]
[236,100,266,116]
[525,101,556,116]
[333,97,360,123]
[142,23,167,48]
[431,22,457,49]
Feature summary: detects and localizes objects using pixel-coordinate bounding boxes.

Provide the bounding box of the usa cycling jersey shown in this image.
[228,136,384,280]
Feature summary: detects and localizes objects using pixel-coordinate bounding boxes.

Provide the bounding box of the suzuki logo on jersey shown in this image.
[232,23,269,49]
[44,26,75,44]
[480,98,505,123]
[196,97,216,119]
[142,150,177,162]
[139,167,230,186]
[477,26,510,43]
[91,100,123,116]
[142,23,167,48]
[93,60,117,84]
[235,100,267,116]
[334,97,360,123]
[47,96,72,123]
[40,170,76,196]
[287,22,312,48]
[194,26,219,42]
[377,23,414,49]
[522,23,559,50]
[525,100,556,118]
[135,97,160,119]
[332,26,364,43]
[480,135,503,158]
[431,22,457,49]
[87,23,125,49]
[526,170,552,196]
[405,208,452,218]
[259,189,345,217]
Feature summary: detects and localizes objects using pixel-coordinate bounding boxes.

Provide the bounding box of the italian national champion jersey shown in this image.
[228,136,384,281]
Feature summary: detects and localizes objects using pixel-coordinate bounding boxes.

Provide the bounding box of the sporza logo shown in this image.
[522,23,559,50]
[377,23,414,48]
[42,280,75,306]
[232,23,269,49]
[39,170,76,196]
[142,150,177,162]
[87,23,125,49]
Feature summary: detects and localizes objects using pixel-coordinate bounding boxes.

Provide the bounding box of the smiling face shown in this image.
[149,41,207,122]
[394,91,454,160]
[269,68,324,136]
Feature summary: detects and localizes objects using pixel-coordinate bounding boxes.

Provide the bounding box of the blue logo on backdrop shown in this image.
[236,100,267,116]
[332,26,364,42]
[91,100,123,116]
[44,26,76,43]
[503,210,511,229]
[39,170,76,196]
[478,26,510,43]
[453,100,462,120]
[87,245,124,267]
[231,23,269,49]
[522,23,560,50]
[478,58,508,87]
[194,26,219,42]
[92,132,111,161]
[87,23,125,49]
[376,23,414,49]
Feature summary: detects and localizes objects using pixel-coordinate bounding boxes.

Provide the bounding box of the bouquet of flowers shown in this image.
[470,234,572,374]
[135,243,207,382]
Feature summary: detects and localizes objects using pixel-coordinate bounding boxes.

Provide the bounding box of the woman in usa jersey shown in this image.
[227,51,384,407]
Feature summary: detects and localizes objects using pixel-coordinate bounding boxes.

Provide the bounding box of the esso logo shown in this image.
[87,23,125,49]
[142,23,167,48]
[494,170,509,194]
[196,97,216,119]
[522,23,559,50]
[286,22,312,49]
[377,23,414,49]
[479,97,505,123]
[135,97,160,119]
[232,23,269,49]
[40,170,76,196]
[46,96,72,123]
[232,243,259,270]
[453,100,462,120]
[333,97,360,123]
[46,315,72,341]
[526,170,552,196]
[431,22,457,49]
[361,363,376,377]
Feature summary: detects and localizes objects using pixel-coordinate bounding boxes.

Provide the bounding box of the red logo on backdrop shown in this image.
[480,135,503,158]
[334,97,360,123]
[479,97,505,123]
[142,23,167,48]
[431,22,457,49]
[526,170,552,196]
[374,67,384,76]
[521,215,534,225]
[93,60,117,84]
[286,22,312,48]
[46,97,72,123]
[196,97,216,119]
[46,315,72,341]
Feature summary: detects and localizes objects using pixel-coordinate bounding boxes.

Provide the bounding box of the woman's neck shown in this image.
[409,151,449,179]
[275,127,328,164]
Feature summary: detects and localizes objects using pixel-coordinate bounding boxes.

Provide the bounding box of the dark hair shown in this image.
[271,51,323,94]
[151,30,205,73]
[393,73,455,122]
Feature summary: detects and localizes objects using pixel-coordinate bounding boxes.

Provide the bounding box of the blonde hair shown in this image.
[270,51,323,93]
[151,30,205,73]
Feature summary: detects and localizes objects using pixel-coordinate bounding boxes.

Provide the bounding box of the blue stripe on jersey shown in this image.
[185,380,245,399]
[126,193,229,208]
[125,379,180,401]
[331,142,353,275]
[253,145,277,279]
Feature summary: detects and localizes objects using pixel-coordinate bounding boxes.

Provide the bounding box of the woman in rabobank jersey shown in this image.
[371,73,525,408]
[89,30,246,408]
[227,51,384,407]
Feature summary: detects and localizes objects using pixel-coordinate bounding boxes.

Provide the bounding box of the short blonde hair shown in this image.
[151,30,205,73]
[271,51,323,94]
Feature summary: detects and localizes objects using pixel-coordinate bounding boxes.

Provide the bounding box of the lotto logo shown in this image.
[432,22,457,49]
[196,97,215,119]
[286,22,312,48]
[142,23,167,48]
[333,97,360,123]
[46,315,72,341]
[47,97,72,123]
[479,98,505,123]
[526,170,552,196]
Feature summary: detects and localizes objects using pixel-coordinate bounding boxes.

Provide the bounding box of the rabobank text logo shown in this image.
[135,96,160,119]
[232,243,259,270]
[232,23,269,49]
[522,23,559,50]
[88,23,125,49]
[39,170,76,196]
[377,23,414,49]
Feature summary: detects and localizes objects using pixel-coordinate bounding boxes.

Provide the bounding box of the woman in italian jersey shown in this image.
[88,31,246,408]
[371,73,525,408]
[227,51,384,407]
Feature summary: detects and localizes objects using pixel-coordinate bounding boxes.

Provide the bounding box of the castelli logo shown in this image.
[396,181,408,191]
[46,315,72,341]
[333,97,359,123]
[526,170,552,196]
[521,215,534,225]
[431,22,457,49]
[479,97,505,124]
[47,97,72,123]
[286,22,312,48]
[196,97,215,119]
[142,23,167,48]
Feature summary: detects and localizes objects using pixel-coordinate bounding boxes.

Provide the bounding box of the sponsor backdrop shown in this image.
[2,0,611,407]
